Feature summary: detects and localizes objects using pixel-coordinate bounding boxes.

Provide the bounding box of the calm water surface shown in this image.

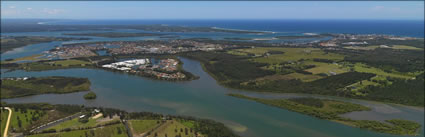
[2,57,424,137]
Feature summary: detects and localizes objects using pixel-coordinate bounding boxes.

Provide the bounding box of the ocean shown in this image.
[44,19,425,38]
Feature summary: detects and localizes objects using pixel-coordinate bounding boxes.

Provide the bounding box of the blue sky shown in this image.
[1,1,424,20]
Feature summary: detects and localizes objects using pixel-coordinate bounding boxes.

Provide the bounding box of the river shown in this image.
[2,57,424,137]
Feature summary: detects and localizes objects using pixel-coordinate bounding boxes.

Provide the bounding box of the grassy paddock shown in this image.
[128,120,160,135]
[29,123,128,137]
[231,47,344,64]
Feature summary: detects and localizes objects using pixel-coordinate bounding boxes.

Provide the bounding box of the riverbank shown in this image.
[229,93,421,136]
[1,76,91,99]
[0,103,239,137]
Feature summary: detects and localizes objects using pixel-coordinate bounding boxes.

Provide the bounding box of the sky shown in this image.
[1,1,424,20]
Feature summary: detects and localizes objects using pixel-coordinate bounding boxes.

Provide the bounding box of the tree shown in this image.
[117,127,122,134]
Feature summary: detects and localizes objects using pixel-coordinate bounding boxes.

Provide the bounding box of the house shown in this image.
[93,109,100,114]
[79,115,86,119]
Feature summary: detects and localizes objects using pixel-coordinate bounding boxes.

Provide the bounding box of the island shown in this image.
[63,32,166,38]
[0,103,239,137]
[1,22,270,34]
[83,92,97,100]
[0,76,91,99]
[274,34,328,39]
[229,94,421,136]
[1,36,90,53]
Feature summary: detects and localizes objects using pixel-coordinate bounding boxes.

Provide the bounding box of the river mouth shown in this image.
[2,57,424,137]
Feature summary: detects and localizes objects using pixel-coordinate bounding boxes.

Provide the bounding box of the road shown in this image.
[29,112,81,133]
[2,107,12,137]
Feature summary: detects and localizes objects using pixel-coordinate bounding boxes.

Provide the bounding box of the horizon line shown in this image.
[2,18,424,21]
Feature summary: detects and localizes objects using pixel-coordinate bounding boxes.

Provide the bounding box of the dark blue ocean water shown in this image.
[47,19,424,38]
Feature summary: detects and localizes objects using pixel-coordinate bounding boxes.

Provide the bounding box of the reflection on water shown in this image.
[2,58,424,137]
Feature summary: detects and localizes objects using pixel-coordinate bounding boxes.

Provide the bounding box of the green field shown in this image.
[47,115,119,131]
[1,109,10,135]
[2,54,45,63]
[52,59,91,67]
[128,120,160,136]
[281,73,323,82]
[0,108,48,132]
[391,45,423,50]
[29,123,128,137]
[11,109,43,131]
[344,45,423,51]
[344,46,381,50]
[346,80,381,96]
[353,63,415,79]
[150,120,203,137]
[230,47,344,64]
[305,62,349,75]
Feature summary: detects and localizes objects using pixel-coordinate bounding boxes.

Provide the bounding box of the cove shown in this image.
[2,57,424,137]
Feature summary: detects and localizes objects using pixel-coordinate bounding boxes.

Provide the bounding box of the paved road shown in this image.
[2,107,12,137]
[30,112,81,133]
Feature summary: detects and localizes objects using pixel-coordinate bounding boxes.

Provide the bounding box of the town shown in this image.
[46,39,228,59]
[101,58,187,80]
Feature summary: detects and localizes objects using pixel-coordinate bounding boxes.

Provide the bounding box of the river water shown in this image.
[1,57,424,137]
[1,30,424,137]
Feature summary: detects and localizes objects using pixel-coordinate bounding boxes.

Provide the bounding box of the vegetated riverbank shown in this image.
[0,76,91,99]
[180,47,424,107]
[83,92,97,100]
[0,36,90,53]
[0,103,239,137]
[228,93,421,136]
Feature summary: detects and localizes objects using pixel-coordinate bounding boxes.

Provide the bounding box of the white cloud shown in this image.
[42,8,65,14]
[27,8,32,10]
[372,6,385,11]
[8,6,16,9]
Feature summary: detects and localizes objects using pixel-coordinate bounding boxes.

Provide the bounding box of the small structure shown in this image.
[79,115,86,119]
[329,71,337,76]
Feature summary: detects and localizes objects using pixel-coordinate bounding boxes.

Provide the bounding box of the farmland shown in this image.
[1,109,10,135]
[229,47,344,64]
[1,103,238,137]
[344,45,423,51]
[29,123,128,137]
[184,46,424,106]
[128,120,160,136]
